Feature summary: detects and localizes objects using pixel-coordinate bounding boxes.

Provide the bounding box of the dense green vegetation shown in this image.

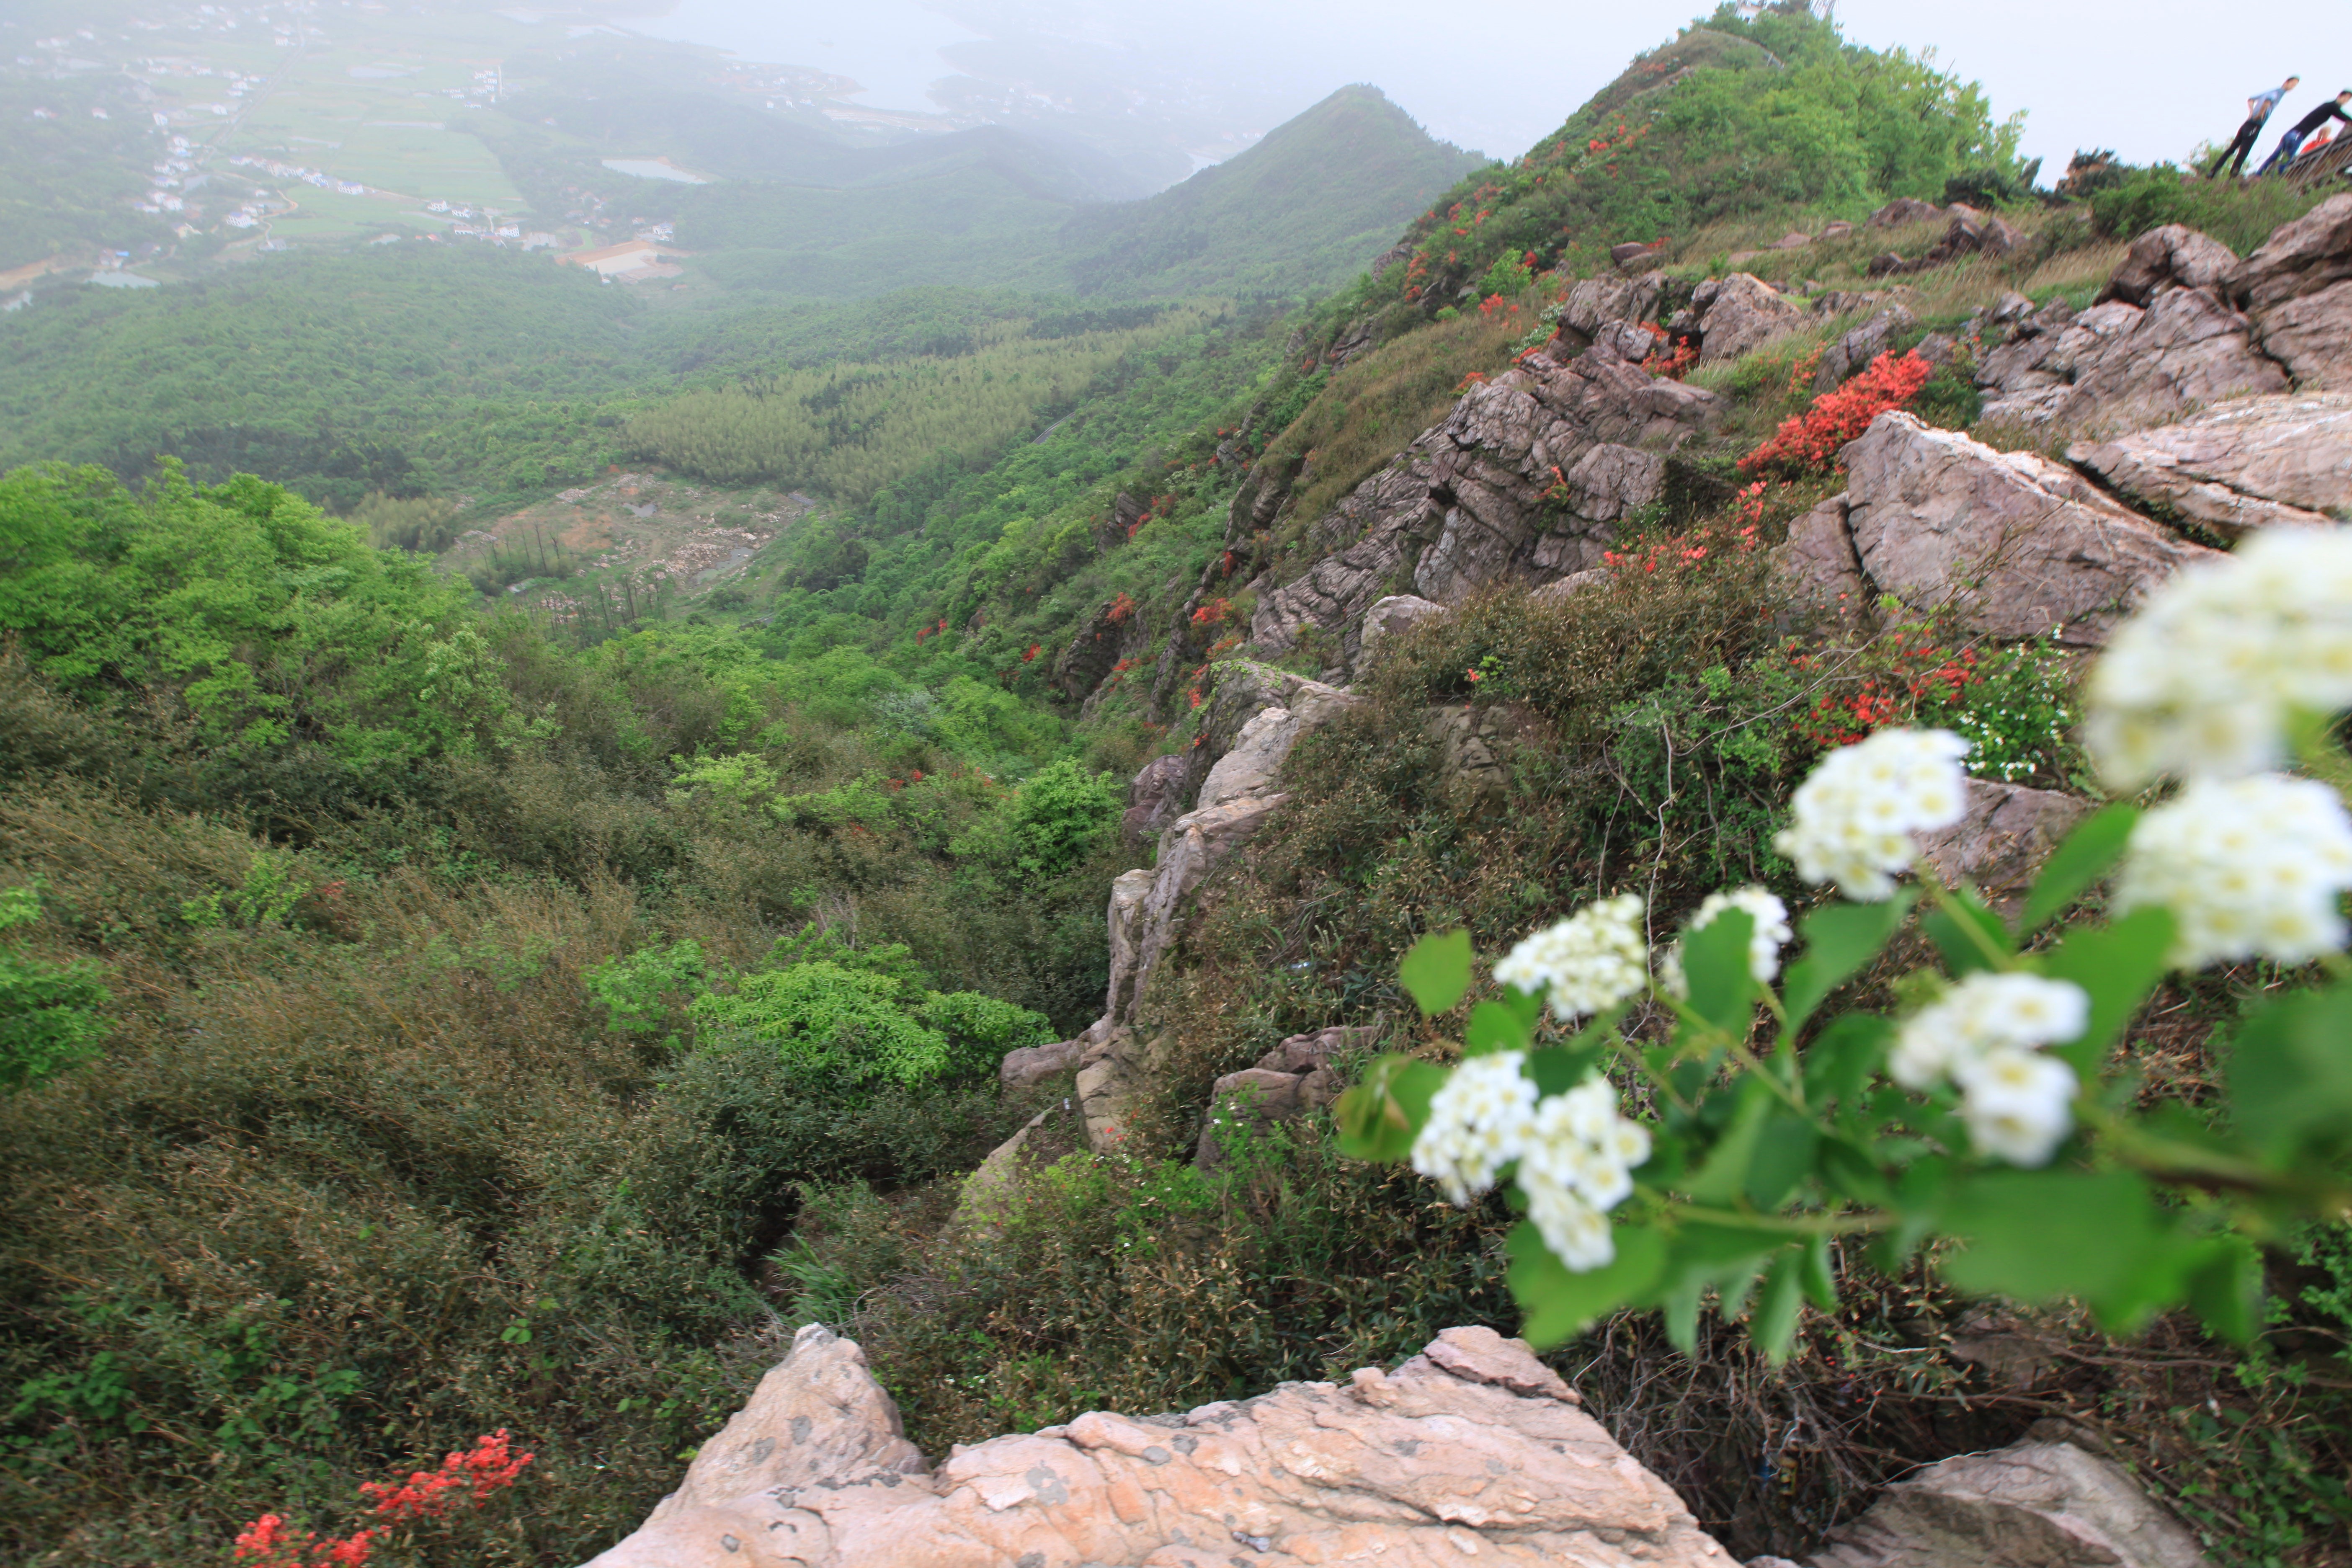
[5,4,2352,1565]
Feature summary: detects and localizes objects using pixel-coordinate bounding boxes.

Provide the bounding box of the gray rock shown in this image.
[1693,272,1810,364]
[1357,593,1447,669]
[1821,220,1854,242]
[1198,704,1305,810]
[1774,493,1866,615]
[1977,288,2288,435]
[2252,279,2352,390]
[1867,197,1945,228]
[999,1037,1084,1091]
[1247,335,1718,666]
[1529,567,1610,607]
[2068,391,2352,537]
[2225,191,2352,314]
[1772,231,1813,250]
[958,1108,1051,1226]
[1120,753,1190,855]
[2102,224,2239,306]
[1809,1435,2210,1568]
[1914,780,2094,916]
[1939,203,2023,259]
[1816,303,1919,393]
[1841,413,2220,647]
[1558,271,1667,343]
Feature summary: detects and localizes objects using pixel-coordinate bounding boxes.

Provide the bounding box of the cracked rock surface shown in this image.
[580,1324,1733,1568]
[2069,391,2352,535]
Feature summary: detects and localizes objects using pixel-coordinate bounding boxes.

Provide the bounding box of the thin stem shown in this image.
[1671,1202,1886,1237]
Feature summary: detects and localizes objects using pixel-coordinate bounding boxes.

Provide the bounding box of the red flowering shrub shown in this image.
[1788,630,1981,749]
[1600,521,1761,577]
[1190,598,1232,627]
[1104,592,1136,625]
[235,1431,531,1568]
[1021,643,1040,663]
[1738,350,1934,477]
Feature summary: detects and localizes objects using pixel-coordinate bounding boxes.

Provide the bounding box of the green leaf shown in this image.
[1744,1113,1820,1210]
[1682,908,1759,1036]
[1507,1221,1667,1348]
[1780,892,1916,1030]
[2183,1234,2264,1345]
[1819,1135,1894,1206]
[1939,1170,2165,1310]
[1922,886,2012,977]
[1802,1014,1892,1106]
[2229,984,2352,1157]
[1463,1000,1530,1058]
[1527,1044,1605,1098]
[1799,1235,1838,1312]
[1399,929,1475,1016]
[2037,906,2174,1078]
[1870,1156,1951,1274]
[2020,803,2139,934]
[1750,1248,1805,1365]
[1680,1078,1774,1204]
[1333,1055,1448,1162]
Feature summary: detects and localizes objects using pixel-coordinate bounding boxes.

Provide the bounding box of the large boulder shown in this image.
[1356,593,1447,670]
[1774,493,1867,617]
[2068,392,2352,537]
[1839,413,2220,647]
[1914,781,2094,916]
[2102,224,2239,306]
[1556,271,1666,343]
[1815,304,1918,393]
[1867,197,1944,229]
[1691,273,1809,364]
[1192,1022,1373,1167]
[2226,195,2352,389]
[1807,1431,2210,1568]
[582,1325,1736,1568]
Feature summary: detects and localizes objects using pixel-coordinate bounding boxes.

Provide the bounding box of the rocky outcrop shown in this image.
[1001,1037,1084,1091]
[1914,781,2093,916]
[1774,493,1866,616]
[1356,594,1446,669]
[1423,703,1521,807]
[1121,754,1191,855]
[1867,204,2023,278]
[1248,335,1719,668]
[1556,271,1666,345]
[2068,392,2352,536]
[1833,413,2220,647]
[1975,289,2289,435]
[2228,193,2352,389]
[1193,1026,1370,1168]
[583,1325,1738,1568]
[1815,304,1917,392]
[1867,198,1943,229]
[1688,273,1808,365]
[1806,1431,2210,1568]
[2102,224,2239,307]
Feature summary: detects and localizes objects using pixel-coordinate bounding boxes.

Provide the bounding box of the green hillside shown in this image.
[1057,85,1485,297]
[4,6,2350,1568]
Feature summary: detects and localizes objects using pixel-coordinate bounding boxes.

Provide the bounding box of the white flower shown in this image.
[1409,1050,1537,1204]
[2112,773,2352,969]
[1515,1074,1653,1273]
[1953,1046,2079,1167]
[1492,893,1650,1020]
[1773,728,1970,901]
[1658,885,1793,998]
[2084,529,2352,789]
[1889,971,2087,1166]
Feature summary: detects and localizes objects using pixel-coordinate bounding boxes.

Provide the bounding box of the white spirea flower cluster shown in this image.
[1890,972,2087,1166]
[1772,728,1970,901]
[1491,893,1649,1020]
[1659,885,1793,999]
[1518,1078,1653,1271]
[2083,529,2352,790]
[2113,774,2352,969]
[1410,1056,1652,1272]
[1408,1051,1537,1204]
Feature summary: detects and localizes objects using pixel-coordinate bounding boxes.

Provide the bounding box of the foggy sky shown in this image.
[626,0,2352,183]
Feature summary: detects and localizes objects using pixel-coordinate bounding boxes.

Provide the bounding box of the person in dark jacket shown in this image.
[2209,75,2299,178]
[2259,90,2352,174]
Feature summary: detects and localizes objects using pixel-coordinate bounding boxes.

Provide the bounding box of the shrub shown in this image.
[2089,167,2329,255]
[0,881,109,1091]
[1738,352,1935,478]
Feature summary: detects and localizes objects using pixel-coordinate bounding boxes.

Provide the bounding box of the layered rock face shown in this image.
[582,1325,1736,1568]
[1247,328,1718,671]
[2070,391,2352,535]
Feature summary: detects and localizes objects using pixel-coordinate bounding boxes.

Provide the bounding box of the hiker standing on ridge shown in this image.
[2259,90,2352,174]
[2208,75,2299,178]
